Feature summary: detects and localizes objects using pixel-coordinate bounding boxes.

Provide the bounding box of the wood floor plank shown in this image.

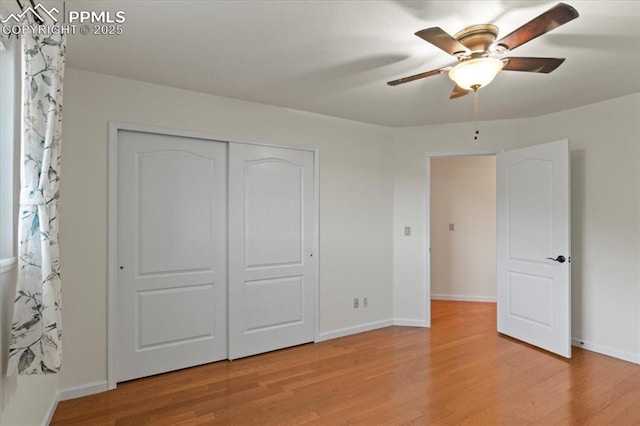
[51,301,640,425]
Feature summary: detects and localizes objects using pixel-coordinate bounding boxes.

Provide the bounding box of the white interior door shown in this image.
[116,131,227,382]
[228,143,316,359]
[497,139,571,358]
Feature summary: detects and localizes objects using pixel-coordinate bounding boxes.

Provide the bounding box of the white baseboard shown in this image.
[0,257,17,274]
[431,294,496,303]
[316,319,393,342]
[393,318,430,327]
[58,380,109,401]
[572,338,639,365]
[42,394,59,426]
[41,381,108,424]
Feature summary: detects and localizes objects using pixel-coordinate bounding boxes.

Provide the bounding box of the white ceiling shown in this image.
[34,1,640,126]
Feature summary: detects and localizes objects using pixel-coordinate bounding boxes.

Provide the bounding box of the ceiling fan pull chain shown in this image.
[474,89,479,141]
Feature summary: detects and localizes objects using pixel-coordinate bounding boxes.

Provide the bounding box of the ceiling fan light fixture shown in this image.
[448,57,504,90]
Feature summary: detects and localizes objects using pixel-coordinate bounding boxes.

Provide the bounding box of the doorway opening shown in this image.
[425,141,572,357]
[428,154,497,321]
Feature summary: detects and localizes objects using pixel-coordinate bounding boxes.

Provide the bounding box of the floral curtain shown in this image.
[8,13,66,375]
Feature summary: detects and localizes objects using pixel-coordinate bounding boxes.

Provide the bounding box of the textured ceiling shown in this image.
[25,1,640,126]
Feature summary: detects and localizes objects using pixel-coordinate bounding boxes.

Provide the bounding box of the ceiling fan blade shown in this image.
[502,57,566,73]
[450,85,470,99]
[387,67,449,86]
[415,27,470,56]
[496,3,579,51]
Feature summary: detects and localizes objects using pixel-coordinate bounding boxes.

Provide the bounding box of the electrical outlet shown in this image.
[363,297,368,308]
[353,298,359,309]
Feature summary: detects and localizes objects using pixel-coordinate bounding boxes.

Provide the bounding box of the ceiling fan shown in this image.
[387,3,579,99]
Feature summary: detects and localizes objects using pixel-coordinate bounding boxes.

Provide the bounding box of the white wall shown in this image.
[430,156,496,301]
[392,118,534,324]
[532,94,640,361]
[59,68,395,390]
[1,264,59,426]
[392,94,640,362]
[1,29,59,426]
[0,30,19,260]
[51,68,640,402]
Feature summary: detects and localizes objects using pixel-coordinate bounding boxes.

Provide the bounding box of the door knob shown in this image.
[546,255,566,263]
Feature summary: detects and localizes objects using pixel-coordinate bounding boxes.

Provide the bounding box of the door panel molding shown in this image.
[115,130,227,383]
[107,121,319,390]
[228,143,316,360]
[497,139,571,358]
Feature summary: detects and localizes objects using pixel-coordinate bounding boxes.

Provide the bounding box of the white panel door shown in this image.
[116,131,227,382]
[497,140,571,358]
[228,143,315,359]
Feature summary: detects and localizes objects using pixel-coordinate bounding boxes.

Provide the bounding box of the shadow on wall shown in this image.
[570,149,586,341]
[0,265,18,415]
[0,265,59,424]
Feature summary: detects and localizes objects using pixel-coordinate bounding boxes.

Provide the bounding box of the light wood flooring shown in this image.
[52,301,640,425]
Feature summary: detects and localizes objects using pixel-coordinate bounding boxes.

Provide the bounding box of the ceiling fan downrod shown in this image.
[473,87,480,141]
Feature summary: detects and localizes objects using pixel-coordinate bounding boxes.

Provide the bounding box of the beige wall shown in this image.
[59,68,395,389]
[430,156,496,300]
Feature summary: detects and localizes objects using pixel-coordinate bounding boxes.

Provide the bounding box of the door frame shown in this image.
[424,149,498,326]
[107,121,320,390]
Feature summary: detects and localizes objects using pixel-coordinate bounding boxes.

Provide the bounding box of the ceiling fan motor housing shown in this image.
[453,24,500,57]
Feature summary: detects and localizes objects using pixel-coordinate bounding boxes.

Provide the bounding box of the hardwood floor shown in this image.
[52,301,640,425]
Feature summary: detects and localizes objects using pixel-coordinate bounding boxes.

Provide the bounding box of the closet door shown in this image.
[228,143,316,359]
[116,131,227,382]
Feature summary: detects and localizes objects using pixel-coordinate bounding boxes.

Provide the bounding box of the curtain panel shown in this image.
[8,14,66,375]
